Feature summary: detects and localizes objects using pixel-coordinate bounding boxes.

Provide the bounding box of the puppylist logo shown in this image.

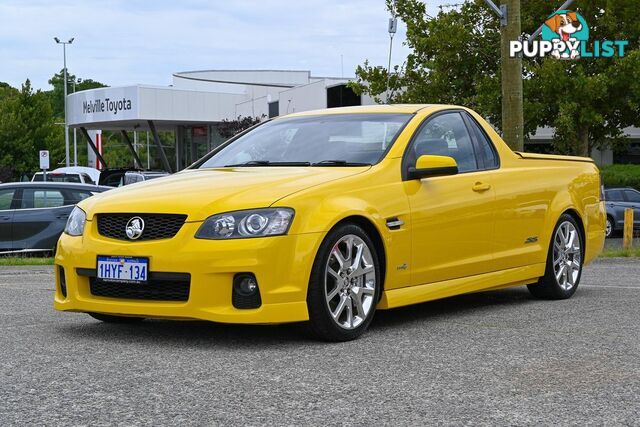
[510,10,629,59]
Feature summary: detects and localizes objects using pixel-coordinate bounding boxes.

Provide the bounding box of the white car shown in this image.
[32,167,100,185]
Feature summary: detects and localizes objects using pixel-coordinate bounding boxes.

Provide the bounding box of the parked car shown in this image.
[54,105,604,341]
[0,182,111,254]
[98,168,169,187]
[123,170,169,185]
[32,166,99,185]
[604,187,640,237]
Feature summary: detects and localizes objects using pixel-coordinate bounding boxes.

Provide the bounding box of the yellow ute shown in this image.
[54,105,605,341]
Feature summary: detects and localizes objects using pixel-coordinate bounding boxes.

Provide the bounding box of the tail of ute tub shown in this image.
[53,104,606,341]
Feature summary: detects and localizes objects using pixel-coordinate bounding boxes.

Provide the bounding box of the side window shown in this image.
[624,190,640,203]
[466,115,499,169]
[81,174,95,185]
[412,112,478,172]
[0,189,15,210]
[20,189,66,209]
[606,190,624,202]
[68,191,93,202]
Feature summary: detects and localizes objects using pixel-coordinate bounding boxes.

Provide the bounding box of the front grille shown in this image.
[96,213,187,241]
[89,276,190,301]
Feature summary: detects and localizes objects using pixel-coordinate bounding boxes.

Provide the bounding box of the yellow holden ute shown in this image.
[54,105,605,341]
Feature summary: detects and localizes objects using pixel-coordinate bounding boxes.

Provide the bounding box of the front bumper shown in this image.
[54,220,323,324]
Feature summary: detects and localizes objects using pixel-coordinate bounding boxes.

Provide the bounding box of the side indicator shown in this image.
[524,236,538,244]
[386,217,404,230]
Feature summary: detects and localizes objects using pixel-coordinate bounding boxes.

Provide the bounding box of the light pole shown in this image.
[69,77,78,166]
[54,37,74,167]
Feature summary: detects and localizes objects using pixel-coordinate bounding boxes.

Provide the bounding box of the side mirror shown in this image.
[407,155,458,180]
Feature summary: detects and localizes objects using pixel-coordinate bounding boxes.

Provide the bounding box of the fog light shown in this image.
[238,276,257,295]
[232,273,262,309]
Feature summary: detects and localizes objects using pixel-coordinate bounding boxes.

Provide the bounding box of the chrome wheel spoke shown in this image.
[345,297,354,328]
[327,266,341,281]
[556,264,566,282]
[326,285,340,302]
[332,295,348,321]
[332,248,346,269]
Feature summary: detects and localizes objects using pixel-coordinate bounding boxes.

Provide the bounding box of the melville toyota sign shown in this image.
[83,97,133,115]
[67,86,139,125]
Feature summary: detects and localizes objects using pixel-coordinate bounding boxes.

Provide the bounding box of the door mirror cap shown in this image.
[407,155,459,180]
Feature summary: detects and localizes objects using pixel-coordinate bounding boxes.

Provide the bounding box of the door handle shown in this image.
[472,182,491,192]
[0,216,10,221]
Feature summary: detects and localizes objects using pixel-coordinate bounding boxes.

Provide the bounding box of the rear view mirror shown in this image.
[407,155,458,180]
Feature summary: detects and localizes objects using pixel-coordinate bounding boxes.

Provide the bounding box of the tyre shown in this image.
[528,214,583,299]
[88,312,145,323]
[307,224,381,341]
[605,216,614,238]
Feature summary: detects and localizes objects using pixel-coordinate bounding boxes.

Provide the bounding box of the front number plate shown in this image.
[97,256,148,283]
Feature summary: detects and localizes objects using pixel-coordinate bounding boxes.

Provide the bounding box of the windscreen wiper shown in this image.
[311,160,372,166]
[224,160,311,167]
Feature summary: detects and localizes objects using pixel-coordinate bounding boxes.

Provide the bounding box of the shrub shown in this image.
[599,164,640,190]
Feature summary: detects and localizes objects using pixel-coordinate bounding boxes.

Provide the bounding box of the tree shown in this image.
[216,116,264,140]
[350,0,640,156]
[48,69,107,118]
[0,80,62,181]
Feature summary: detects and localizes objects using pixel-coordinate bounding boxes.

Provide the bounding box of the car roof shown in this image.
[0,182,111,192]
[605,187,638,191]
[279,104,464,118]
[279,104,430,117]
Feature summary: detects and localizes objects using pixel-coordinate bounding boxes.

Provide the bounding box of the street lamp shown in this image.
[54,37,74,167]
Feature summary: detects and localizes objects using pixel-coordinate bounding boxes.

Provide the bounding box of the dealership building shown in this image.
[67,69,639,171]
[67,70,371,171]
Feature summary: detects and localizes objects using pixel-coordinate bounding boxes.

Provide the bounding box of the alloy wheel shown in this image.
[324,234,376,330]
[552,221,582,291]
[605,218,612,237]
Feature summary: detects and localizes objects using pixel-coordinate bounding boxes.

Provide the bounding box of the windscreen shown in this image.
[198,113,412,168]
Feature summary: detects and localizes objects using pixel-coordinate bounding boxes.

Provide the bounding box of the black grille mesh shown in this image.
[96,213,187,241]
[89,277,190,301]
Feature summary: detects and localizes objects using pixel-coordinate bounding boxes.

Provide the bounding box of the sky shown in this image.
[0,0,448,91]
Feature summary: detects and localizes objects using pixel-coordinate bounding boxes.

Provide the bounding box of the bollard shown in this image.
[623,208,634,250]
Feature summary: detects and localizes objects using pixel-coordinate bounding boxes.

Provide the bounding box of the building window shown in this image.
[268,101,279,118]
[327,84,361,108]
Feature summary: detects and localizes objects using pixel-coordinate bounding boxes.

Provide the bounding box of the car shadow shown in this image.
[54,286,542,348]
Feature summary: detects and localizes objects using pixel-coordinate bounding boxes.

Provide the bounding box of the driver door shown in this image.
[403,111,497,285]
[0,188,17,251]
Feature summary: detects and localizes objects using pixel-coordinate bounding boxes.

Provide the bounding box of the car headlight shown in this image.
[196,208,294,240]
[64,206,86,236]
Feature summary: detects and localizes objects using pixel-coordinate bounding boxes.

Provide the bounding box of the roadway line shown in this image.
[582,285,640,290]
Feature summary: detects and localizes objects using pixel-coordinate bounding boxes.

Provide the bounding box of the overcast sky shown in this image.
[0,0,449,91]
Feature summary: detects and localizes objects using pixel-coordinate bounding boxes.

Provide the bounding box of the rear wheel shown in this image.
[307,224,381,341]
[88,312,145,323]
[605,216,614,238]
[528,214,583,299]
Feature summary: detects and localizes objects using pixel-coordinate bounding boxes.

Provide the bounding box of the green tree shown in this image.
[351,0,640,156]
[48,69,107,118]
[0,80,63,181]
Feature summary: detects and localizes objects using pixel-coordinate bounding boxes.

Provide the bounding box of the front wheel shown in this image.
[528,214,584,299]
[307,224,381,341]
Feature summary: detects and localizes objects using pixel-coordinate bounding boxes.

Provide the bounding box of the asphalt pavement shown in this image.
[1,258,639,425]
